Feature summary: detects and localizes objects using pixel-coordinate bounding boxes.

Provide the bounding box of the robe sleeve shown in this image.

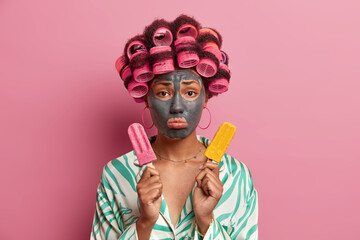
[195,162,259,240]
[90,168,139,240]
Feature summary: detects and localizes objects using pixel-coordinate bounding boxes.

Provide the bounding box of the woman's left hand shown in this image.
[193,160,223,235]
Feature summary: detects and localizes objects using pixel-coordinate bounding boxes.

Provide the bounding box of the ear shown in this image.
[144,95,149,108]
[203,93,209,108]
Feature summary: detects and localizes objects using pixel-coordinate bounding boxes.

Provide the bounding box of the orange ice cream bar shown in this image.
[204,122,236,163]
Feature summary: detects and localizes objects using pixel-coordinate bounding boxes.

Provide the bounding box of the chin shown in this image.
[162,128,193,139]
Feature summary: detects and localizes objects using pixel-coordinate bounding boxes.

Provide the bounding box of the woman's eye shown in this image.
[186,91,197,97]
[158,91,169,97]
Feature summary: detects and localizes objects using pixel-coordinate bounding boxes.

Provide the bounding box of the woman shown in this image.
[91,15,258,240]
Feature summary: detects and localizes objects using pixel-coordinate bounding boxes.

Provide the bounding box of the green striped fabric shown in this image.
[90,136,258,240]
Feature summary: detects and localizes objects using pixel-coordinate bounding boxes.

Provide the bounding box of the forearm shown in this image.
[136,217,156,240]
[195,214,213,236]
[194,218,232,240]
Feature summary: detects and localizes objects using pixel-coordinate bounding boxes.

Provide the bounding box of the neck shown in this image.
[152,130,203,161]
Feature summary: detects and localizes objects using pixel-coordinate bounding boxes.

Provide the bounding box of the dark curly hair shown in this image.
[115,14,231,102]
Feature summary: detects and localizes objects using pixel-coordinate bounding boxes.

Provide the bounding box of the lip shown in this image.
[167,117,188,129]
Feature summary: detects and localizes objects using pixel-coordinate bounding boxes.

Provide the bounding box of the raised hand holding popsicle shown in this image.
[193,122,236,235]
[128,123,162,239]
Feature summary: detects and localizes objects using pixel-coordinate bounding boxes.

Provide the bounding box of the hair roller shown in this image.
[196,49,220,77]
[115,56,128,73]
[149,46,174,74]
[196,27,223,77]
[115,56,133,82]
[208,78,229,93]
[125,36,147,59]
[174,37,201,68]
[144,19,173,47]
[125,36,154,82]
[198,28,223,48]
[120,65,132,82]
[220,50,229,65]
[203,43,222,61]
[207,63,231,93]
[133,97,144,103]
[127,78,149,98]
[171,15,201,40]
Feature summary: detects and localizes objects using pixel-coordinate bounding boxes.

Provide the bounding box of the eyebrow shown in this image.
[153,81,172,86]
[181,80,199,85]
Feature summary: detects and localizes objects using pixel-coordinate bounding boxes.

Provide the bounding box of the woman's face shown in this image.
[146,69,206,139]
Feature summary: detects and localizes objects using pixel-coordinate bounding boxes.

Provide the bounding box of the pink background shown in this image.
[1,0,359,239]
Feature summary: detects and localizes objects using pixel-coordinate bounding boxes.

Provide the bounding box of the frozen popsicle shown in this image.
[204,122,236,163]
[128,123,156,166]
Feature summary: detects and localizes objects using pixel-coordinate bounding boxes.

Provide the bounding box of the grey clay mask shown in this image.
[147,69,206,139]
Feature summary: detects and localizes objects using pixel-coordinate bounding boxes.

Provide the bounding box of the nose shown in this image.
[170,93,184,114]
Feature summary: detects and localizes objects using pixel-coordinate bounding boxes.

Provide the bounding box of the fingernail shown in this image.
[199,165,204,169]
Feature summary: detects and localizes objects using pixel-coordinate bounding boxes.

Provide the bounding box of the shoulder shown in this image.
[221,153,253,178]
[100,150,142,194]
[220,153,255,197]
[102,150,140,175]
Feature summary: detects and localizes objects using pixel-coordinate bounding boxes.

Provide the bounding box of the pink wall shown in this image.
[1,0,359,239]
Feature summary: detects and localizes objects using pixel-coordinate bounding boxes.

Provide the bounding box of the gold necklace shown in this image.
[153,148,203,163]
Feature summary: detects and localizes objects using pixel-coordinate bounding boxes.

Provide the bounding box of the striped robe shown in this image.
[91,136,258,240]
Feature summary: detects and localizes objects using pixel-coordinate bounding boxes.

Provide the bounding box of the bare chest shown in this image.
[154,162,202,226]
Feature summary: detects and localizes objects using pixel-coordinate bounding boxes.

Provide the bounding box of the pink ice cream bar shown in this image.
[128,123,156,166]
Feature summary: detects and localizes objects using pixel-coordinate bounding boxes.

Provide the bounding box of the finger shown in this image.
[142,188,162,205]
[203,175,223,191]
[201,161,220,175]
[137,180,162,195]
[202,178,223,199]
[196,168,218,186]
[142,175,161,186]
[200,174,223,195]
[138,182,162,198]
[143,182,163,194]
[141,166,160,181]
[196,168,217,187]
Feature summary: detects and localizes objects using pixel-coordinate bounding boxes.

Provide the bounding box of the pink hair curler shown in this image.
[130,51,154,82]
[153,27,173,46]
[199,28,219,42]
[134,97,145,103]
[127,78,149,98]
[150,46,174,74]
[203,45,222,62]
[219,62,230,73]
[120,65,133,81]
[221,51,227,64]
[196,44,221,77]
[208,78,229,93]
[196,58,217,77]
[176,24,198,39]
[127,41,153,82]
[115,56,128,73]
[174,36,200,68]
[127,40,147,59]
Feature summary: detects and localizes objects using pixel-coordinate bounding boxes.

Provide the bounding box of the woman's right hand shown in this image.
[136,166,163,226]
